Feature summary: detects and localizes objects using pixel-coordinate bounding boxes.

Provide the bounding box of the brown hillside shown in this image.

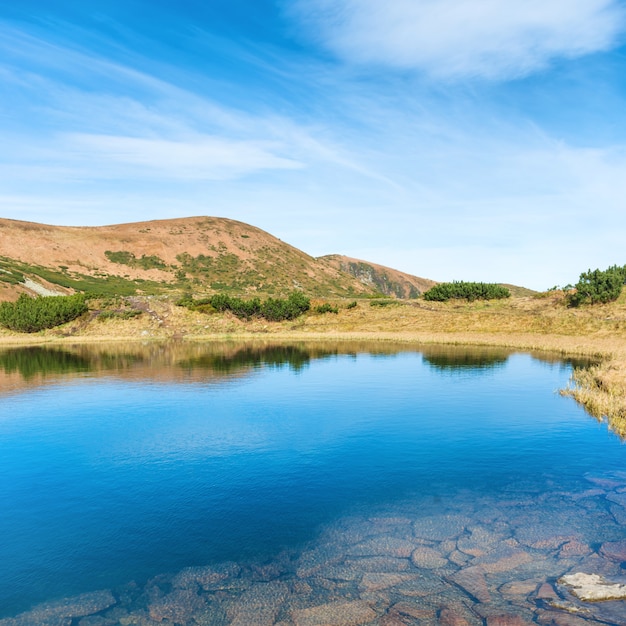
[320,254,436,298]
[0,216,383,301]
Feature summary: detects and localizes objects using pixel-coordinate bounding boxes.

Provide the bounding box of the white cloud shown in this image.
[291,0,626,79]
[65,134,302,180]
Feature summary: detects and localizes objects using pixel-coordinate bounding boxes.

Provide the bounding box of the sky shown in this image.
[1,1,626,290]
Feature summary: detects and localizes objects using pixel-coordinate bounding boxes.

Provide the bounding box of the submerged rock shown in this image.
[346,536,417,558]
[448,566,491,603]
[486,615,533,626]
[148,588,206,623]
[0,590,116,626]
[413,515,471,542]
[359,572,417,592]
[473,547,533,574]
[499,580,539,597]
[599,539,626,563]
[291,600,377,626]
[411,546,448,569]
[226,581,289,626]
[559,572,626,602]
[438,606,471,626]
[171,562,241,590]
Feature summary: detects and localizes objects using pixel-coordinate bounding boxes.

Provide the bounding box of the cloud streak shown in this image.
[290,0,626,79]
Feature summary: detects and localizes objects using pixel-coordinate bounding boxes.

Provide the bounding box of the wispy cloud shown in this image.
[64,134,302,180]
[289,0,626,79]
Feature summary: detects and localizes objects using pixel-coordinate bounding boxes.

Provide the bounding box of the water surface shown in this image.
[0,342,624,625]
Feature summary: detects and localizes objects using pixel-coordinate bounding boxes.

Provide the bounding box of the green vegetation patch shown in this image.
[423,282,511,302]
[179,291,311,322]
[0,294,88,333]
[97,310,143,322]
[370,299,402,307]
[0,257,165,297]
[0,260,25,285]
[568,265,626,307]
[314,303,339,314]
[105,250,167,270]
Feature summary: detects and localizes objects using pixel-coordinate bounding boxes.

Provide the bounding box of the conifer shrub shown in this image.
[0,294,88,333]
[423,282,510,302]
[567,265,626,306]
[315,303,339,314]
[178,291,310,321]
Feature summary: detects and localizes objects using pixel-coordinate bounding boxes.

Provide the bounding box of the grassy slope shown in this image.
[0,217,380,300]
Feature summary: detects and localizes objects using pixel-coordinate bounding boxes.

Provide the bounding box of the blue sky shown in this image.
[1,0,626,289]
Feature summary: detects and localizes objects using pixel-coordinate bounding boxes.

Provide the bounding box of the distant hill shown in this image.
[320,255,436,299]
[0,216,435,302]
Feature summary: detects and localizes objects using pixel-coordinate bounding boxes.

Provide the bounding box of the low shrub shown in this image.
[423,282,510,302]
[315,303,339,314]
[179,291,311,322]
[370,299,400,307]
[568,265,626,306]
[98,310,142,321]
[0,294,88,333]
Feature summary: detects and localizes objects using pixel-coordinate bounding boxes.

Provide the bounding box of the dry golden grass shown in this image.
[3,291,626,434]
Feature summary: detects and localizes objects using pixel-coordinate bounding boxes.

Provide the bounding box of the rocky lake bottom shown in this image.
[4,471,626,626]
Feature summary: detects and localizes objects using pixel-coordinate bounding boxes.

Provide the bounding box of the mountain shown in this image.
[0,216,433,301]
[321,255,436,299]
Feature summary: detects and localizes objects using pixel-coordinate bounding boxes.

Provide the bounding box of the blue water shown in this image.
[0,344,619,618]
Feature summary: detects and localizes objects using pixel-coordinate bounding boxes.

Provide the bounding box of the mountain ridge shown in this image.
[0,216,435,301]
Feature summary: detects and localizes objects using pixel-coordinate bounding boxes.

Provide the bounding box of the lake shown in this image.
[0,341,625,625]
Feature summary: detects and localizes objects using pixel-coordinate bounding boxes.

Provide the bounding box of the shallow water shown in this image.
[0,342,625,625]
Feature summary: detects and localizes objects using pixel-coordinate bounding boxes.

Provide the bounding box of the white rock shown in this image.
[559,572,626,601]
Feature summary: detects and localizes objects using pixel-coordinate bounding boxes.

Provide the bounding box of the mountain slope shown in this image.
[0,217,392,301]
[320,254,436,299]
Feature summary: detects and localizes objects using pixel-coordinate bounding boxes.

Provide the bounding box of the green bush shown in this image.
[179,291,310,322]
[98,310,142,321]
[259,292,310,321]
[423,282,510,302]
[568,265,626,306]
[346,301,358,310]
[370,299,400,307]
[105,250,166,270]
[0,294,88,333]
[315,303,339,314]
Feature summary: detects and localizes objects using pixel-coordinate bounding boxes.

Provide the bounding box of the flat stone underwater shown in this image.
[3,478,626,625]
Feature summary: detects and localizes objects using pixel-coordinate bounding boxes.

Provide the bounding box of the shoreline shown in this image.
[2,295,626,434]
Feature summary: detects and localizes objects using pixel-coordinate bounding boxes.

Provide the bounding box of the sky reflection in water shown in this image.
[0,342,618,620]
